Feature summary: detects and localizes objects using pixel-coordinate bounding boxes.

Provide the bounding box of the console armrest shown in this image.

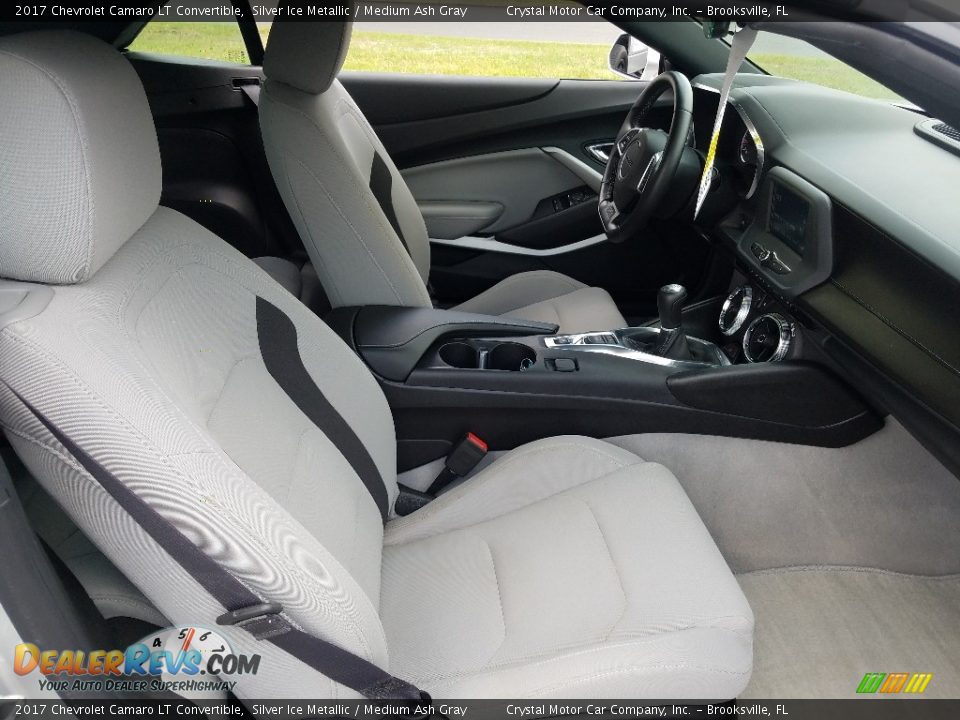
[325,305,557,381]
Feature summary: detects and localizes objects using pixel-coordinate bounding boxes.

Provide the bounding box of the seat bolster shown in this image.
[451,270,588,316]
[503,286,627,335]
[253,256,303,297]
[384,436,643,546]
[451,271,627,334]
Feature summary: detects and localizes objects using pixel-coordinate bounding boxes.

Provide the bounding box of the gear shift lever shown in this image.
[657,284,687,330]
[653,284,692,360]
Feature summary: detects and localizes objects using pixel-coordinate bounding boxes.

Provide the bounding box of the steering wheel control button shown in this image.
[719,285,754,336]
[743,313,794,363]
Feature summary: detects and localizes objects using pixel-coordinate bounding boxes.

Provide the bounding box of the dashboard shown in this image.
[685,75,960,474]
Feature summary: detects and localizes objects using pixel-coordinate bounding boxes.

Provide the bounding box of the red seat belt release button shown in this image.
[446,433,487,476]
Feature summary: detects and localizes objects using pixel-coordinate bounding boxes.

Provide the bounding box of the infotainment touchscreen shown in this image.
[769,183,810,256]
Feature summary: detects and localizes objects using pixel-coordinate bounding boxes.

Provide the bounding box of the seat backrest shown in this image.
[0,30,398,699]
[261,21,433,310]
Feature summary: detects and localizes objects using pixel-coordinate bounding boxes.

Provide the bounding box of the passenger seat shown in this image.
[0,31,753,700]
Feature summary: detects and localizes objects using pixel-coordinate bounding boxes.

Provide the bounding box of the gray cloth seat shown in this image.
[0,31,753,701]
[258,21,627,334]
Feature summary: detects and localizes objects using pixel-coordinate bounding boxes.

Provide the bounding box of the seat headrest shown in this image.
[0,31,161,285]
[263,21,353,95]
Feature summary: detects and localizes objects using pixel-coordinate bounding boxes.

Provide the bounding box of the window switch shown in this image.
[550,358,578,372]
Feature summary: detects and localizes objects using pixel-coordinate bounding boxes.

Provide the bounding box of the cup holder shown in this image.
[439,342,480,369]
[487,342,537,371]
[437,341,536,371]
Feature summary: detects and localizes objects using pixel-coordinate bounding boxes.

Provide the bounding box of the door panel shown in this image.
[342,72,711,318]
[403,148,587,233]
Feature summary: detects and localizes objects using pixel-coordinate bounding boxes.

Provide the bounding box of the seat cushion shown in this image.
[451,270,627,334]
[381,437,754,699]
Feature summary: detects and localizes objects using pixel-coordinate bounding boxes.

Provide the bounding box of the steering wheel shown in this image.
[599,71,694,243]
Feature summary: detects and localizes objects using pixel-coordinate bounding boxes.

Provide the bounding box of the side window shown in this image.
[259,22,658,81]
[129,22,250,65]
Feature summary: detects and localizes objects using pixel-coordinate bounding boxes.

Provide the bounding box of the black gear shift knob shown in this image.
[657,284,687,331]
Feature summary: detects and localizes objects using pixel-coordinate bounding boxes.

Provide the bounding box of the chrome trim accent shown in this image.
[718,284,753,336]
[429,233,607,258]
[742,313,793,363]
[637,151,664,192]
[545,328,730,369]
[584,143,614,165]
[738,113,765,199]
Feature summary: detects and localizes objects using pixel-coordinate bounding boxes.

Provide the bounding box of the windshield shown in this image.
[748,31,905,103]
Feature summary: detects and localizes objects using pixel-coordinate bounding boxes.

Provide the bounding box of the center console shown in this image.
[326,295,881,472]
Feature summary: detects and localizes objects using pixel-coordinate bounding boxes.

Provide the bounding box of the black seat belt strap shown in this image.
[9,387,424,702]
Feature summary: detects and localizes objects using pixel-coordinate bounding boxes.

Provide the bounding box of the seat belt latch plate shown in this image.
[216,602,283,627]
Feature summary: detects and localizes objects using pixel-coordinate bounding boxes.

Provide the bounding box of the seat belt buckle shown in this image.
[427,433,487,495]
[446,432,487,476]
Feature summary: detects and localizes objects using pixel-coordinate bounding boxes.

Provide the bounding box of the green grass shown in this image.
[130,24,902,100]
[299,29,616,80]
[751,53,903,101]
[130,22,250,64]
[347,31,611,79]
[131,23,614,80]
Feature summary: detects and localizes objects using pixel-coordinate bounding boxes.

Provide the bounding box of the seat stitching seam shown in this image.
[203,356,262,426]
[482,540,509,662]
[581,501,629,642]
[281,426,314,506]
[2,425,86,475]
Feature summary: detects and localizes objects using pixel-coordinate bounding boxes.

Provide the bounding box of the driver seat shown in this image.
[259,21,627,334]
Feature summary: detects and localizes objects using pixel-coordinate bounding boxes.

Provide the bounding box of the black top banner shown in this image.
[0,1,947,24]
